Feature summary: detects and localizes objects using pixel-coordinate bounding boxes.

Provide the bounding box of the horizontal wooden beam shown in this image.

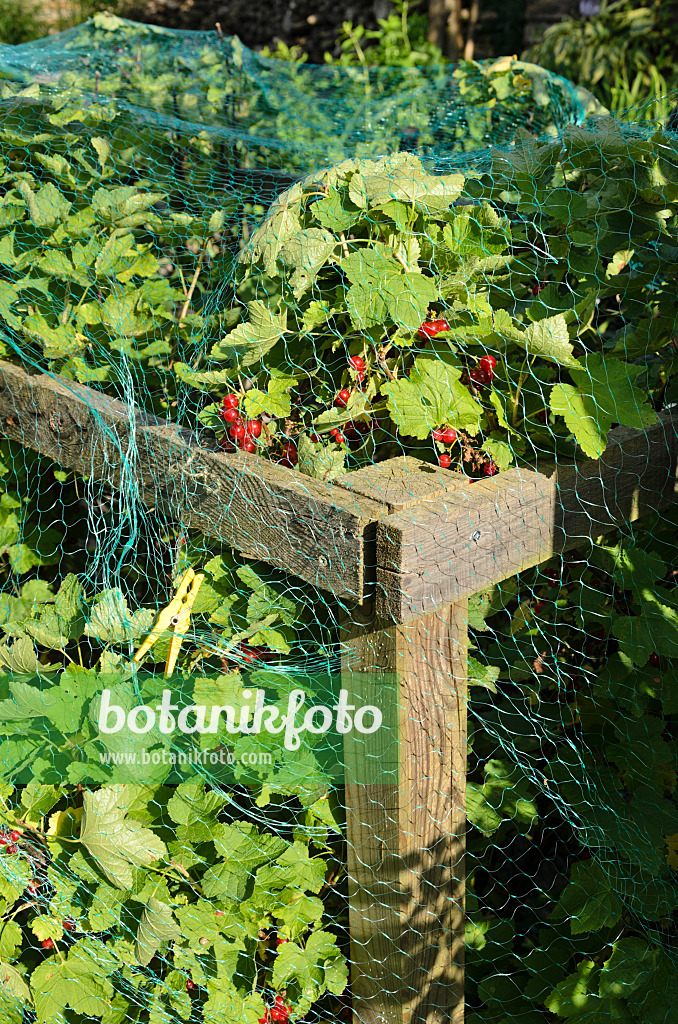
[0,362,386,600]
[376,412,678,621]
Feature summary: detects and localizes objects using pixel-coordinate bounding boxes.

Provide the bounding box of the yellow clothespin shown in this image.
[133,567,205,677]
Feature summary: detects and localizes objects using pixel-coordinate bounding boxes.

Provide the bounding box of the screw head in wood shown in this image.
[472,530,481,542]
[318,555,328,567]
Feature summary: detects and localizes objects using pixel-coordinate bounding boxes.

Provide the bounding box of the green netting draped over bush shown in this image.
[0,11,676,1024]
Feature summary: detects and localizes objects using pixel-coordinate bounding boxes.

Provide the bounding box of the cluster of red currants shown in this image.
[219,394,263,454]
[349,354,366,381]
[469,353,497,389]
[0,828,20,855]
[432,426,458,469]
[278,441,298,468]
[322,420,371,446]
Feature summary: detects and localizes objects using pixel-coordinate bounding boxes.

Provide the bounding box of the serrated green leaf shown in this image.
[18,182,71,227]
[384,272,438,331]
[30,917,64,943]
[243,370,296,419]
[211,301,287,367]
[135,897,181,967]
[383,355,482,439]
[85,589,155,644]
[80,786,167,890]
[297,434,346,480]
[554,860,622,934]
[518,314,578,366]
[550,355,657,458]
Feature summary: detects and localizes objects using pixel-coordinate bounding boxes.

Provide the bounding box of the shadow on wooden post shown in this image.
[342,601,467,1024]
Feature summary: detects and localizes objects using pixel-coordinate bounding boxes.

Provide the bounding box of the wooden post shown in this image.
[342,600,468,1024]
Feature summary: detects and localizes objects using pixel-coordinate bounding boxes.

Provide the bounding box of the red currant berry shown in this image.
[27,883,37,895]
[478,354,497,377]
[222,394,239,408]
[310,432,322,443]
[330,427,339,436]
[532,282,546,295]
[442,428,458,443]
[230,424,246,441]
[42,938,54,950]
[335,388,351,407]
[279,443,298,468]
[439,454,452,468]
[349,356,365,371]
[9,830,20,842]
[217,436,235,452]
[483,461,499,476]
[186,979,197,993]
[276,937,289,947]
[222,407,240,424]
[356,420,370,434]
[649,652,661,667]
[432,428,446,442]
[417,318,449,341]
[334,433,345,444]
[246,420,262,438]
[271,998,290,1024]
[6,844,17,855]
[0,836,9,847]
[243,439,256,454]
[469,367,490,387]
[63,917,75,931]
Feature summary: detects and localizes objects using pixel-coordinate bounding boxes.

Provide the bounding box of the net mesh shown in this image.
[0,11,675,1024]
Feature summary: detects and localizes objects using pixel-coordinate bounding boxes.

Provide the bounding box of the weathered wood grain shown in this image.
[0,362,384,599]
[342,601,467,1024]
[376,412,678,620]
[335,455,467,512]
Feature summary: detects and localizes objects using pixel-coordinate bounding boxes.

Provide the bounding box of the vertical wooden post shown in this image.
[342,600,468,1024]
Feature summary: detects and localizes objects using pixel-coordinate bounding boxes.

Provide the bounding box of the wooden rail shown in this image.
[2,360,678,1024]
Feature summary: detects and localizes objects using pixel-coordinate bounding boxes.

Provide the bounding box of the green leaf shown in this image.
[80,786,167,890]
[518,314,578,366]
[0,637,60,675]
[383,355,482,439]
[202,823,286,901]
[550,355,657,459]
[243,370,296,419]
[279,228,335,274]
[345,281,389,328]
[467,759,537,836]
[483,438,513,470]
[554,860,622,934]
[211,301,288,367]
[313,188,356,232]
[173,364,235,392]
[384,272,438,331]
[297,434,346,480]
[544,959,601,1019]
[0,960,30,1011]
[468,655,499,692]
[599,938,656,999]
[30,917,64,943]
[85,589,155,644]
[31,942,115,1023]
[18,182,71,227]
[0,923,22,962]
[135,897,181,967]
[94,232,134,278]
[91,137,111,168]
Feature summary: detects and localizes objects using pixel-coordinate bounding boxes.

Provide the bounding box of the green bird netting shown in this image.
[0,10,675,1024]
